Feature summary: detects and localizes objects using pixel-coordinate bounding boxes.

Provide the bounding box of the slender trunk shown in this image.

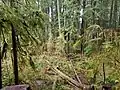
[49,6,52,25]
[44,7,49,40]
[81,0,86,33]
[0,42,2,89]
[119,12,120,26]
[55,0,58,31]
[63,11,66,28]
[51,1,54,29]
[48,5,52,40]
[109,0,114,28]
[0,24,2,89]
[63,16,66,28]
[78,0,81,33]
[103,63,106,84]
[92,0,96,24]
[80,0,86,54]
[11,23,19,85]
[62,0,65,28]
[101,0,109,28]
[113,0,118,29]
[57,0,61,30]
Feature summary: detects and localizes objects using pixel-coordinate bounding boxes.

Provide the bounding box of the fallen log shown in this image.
[1,85,31,90]
[45,60,93,90]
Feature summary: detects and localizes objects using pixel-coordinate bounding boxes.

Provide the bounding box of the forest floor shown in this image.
[2,50,120,90]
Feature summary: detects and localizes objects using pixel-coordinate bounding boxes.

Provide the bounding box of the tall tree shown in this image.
[0,38,2,89]
[102,0,109,28]
[109,0,114,28]
[11,23,19,85]
[91,0,96,24]
[57,0,61,30]
[80,0,86,53]
[118,12,120,26]
[81,0,86,33]
[9,0,19,85]
[113,0,118,29]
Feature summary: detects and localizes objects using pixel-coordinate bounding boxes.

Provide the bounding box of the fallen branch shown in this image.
[45,60,92,89]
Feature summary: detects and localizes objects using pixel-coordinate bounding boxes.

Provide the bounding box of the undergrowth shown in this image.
[2,45,120,89]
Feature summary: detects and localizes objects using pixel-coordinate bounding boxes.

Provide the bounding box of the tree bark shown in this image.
[57,0,61,30]
[109,0,114,28]
[80,0,86,54]
[113,0,118,29]
[81,0,86,32]
[92,0,96,24]
[11,23,19,85]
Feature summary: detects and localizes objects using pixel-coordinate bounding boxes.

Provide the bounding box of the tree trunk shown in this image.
[109,0,114,28]
[11,23,19,85]
[62,0,65,27]
[103,63,106,84]
[48,3,53,42]
[81,0,86,34]
[57,0,61,30]
[92,0,96,24]
[80,0,86,54]
[119,12,120,26]
[113,0,118,29]
[102,0,109,28]
[51,1,54,29]
[0,42,2,89]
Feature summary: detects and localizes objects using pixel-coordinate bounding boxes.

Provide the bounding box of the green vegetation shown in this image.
[0,0,120,90]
